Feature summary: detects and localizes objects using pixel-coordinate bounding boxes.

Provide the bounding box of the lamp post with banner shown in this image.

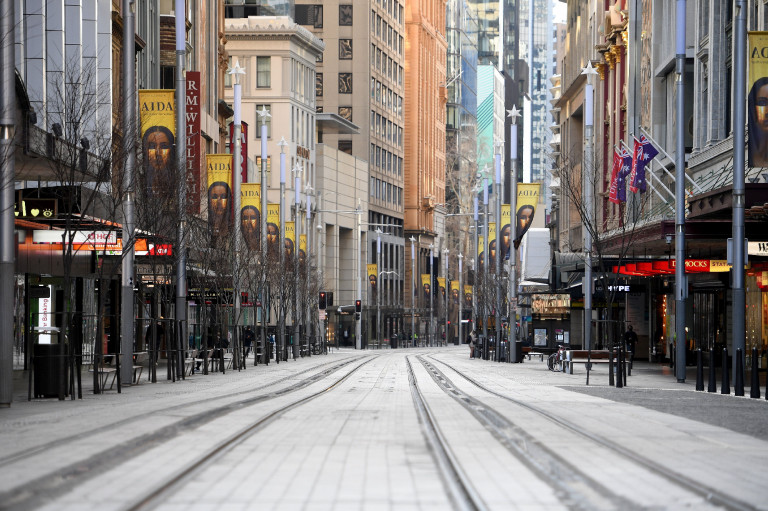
[507,105,521,362]
[229,61,246,371]
[257,106,271,364]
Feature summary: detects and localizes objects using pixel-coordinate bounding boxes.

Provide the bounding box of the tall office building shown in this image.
[520,0,554,207]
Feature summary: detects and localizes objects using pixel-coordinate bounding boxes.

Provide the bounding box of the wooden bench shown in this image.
[522,346,545,361]
[563,350,617,374]
[132,352,148,384]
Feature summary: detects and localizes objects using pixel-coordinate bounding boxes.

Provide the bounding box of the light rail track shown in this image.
[426,354,757,511]
[1,356,374,511]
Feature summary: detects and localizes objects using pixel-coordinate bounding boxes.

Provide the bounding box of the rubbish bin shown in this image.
[391,335,398,349]
[34,343,68,398]
[515,341,523,363]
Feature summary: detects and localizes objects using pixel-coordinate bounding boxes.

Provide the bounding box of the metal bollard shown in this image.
[695,349,704,391]
[721,347,730,395]
[707,352,717,393]
[750,347,761,399]
[734,348,744,397]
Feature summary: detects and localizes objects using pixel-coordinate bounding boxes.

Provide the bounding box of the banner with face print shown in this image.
[501,204,511,261]
[421,274,432,301]
[437,277,446,298]
[240,183,261,251]
[140,90,176,196]
[285,221,295,260]
[450,280,460,304]
[463,285,473,308]
[748,32,768,167]
[367,263,378,289]
[267,203,280,254]
[513,183,540,249]
[299,234,307,266]
[488,222,497,271]
[206,154,233,235]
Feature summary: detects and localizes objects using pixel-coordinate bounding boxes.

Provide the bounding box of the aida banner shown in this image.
[367,263,378,288]
[514,183,540,249]
[299,234,307,265]
[186,72,201,213]
[267,203,280,253]
[421,274,432,299]
[285,221,295,259]
[139,90,176,195]
[450,280,460,304]
[489,222,496,270]
[206,154,233,235]
[240,183,261,251]
[501,204,511,260]
[478,235,484,258]
[749,32,768,167]
[437,277,446,298]
[463,285,473,308]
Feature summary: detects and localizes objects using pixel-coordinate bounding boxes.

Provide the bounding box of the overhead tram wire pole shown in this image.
[443,247,449,346]
[582,62,597,361]
[305,184,313,355]
[292,163,303,359]
[278,136,288,362]
[429,243,434,347]
[458,253,463,349]
[119,0,137,387]
[257,106,271,364]
[173,0,187,379]
[731,0,747,388]
[482,171,489,359]
[410,236,416,347]
[377,228,383,349]
[507,105,521,363]
[229,62,246,372]
[495,143,503,362]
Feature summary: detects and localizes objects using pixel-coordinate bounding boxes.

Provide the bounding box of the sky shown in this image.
[553,1,566,23]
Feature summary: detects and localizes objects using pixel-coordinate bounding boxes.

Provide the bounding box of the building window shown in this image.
[316,73,323,97]
[338,106,352,121]
[256,56,271,88]
[254,104,272,138]
[339,39,353,59]
[339,73,352,93]
[339,4,353,25]
[161,66,175,89]
[338,140,352,155]
[295,5,323,28]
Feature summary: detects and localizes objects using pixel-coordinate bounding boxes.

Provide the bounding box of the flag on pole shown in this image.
[629,135,659,193]
[616,146,633,202]
[608,147,622,204]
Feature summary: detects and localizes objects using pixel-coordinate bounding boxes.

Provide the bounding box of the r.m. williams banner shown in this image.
[186,72,201,214]
[240,183,260,251]
[206,154,232,236]
[139,90,176,196]
[513,183,540,249]
[748,32,768,167]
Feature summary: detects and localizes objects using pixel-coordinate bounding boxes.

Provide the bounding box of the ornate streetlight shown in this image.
[507,105,521,362]
[257,105,271,364]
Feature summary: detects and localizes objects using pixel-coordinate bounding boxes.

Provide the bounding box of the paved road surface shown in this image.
[1,347,766,510]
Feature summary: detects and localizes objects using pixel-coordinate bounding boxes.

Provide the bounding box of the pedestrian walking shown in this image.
[624,325,638,364]
[243,326,254,358]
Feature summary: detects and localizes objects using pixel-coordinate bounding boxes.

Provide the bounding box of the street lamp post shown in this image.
[292,163,303,359]
[443,248,449,346]
[495,143,503,362]
[229,61,246,371]
[376,229,383,349]
[410,235,416,347]
[482,172,489,360]
[257,106,271,364]
[507,105,521,362]
[458,253,463,348]
[305,184,313,356]
[582,63,597,360]
[429,244,434,346]
[277,136,288,363]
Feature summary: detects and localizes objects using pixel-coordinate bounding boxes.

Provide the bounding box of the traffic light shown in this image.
[327,292,334,306]
[355,312,361,320]
[355,299,362,312]
[319,291,327,309]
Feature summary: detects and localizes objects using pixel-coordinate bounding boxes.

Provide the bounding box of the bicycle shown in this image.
[547,345,566,372]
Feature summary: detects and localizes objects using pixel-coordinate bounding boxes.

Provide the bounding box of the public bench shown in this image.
[522,346,545,361]
[563,350,617,374]
[89,362,117,391]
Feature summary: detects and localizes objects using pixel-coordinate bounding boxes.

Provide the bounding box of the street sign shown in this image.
[319,310,327,321]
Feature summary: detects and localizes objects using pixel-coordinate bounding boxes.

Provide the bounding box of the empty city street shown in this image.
[1,347,766,511]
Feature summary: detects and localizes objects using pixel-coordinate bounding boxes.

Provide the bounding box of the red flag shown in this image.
[608,147,622,204]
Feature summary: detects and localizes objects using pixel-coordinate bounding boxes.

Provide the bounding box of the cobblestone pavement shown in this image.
[1,347,766,510]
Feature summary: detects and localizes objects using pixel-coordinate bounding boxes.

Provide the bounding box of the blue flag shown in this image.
[629,135,660,194]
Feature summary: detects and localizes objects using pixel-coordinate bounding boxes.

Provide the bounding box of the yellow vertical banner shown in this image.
[489,222,496,270]
[514,183,540,249]
[437,277,446,298]
[748,32,768,167]
[206,153,233,235]
[367,263,378,288]
[299,234,307,265]
[285,221,295,259]
[463,285,473,308]
[267,203,280,254]
[501,204,511,260]
[421,274,431,300]
[240,183,261,251]
[139,90,176,195]
[450,280,460,304]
